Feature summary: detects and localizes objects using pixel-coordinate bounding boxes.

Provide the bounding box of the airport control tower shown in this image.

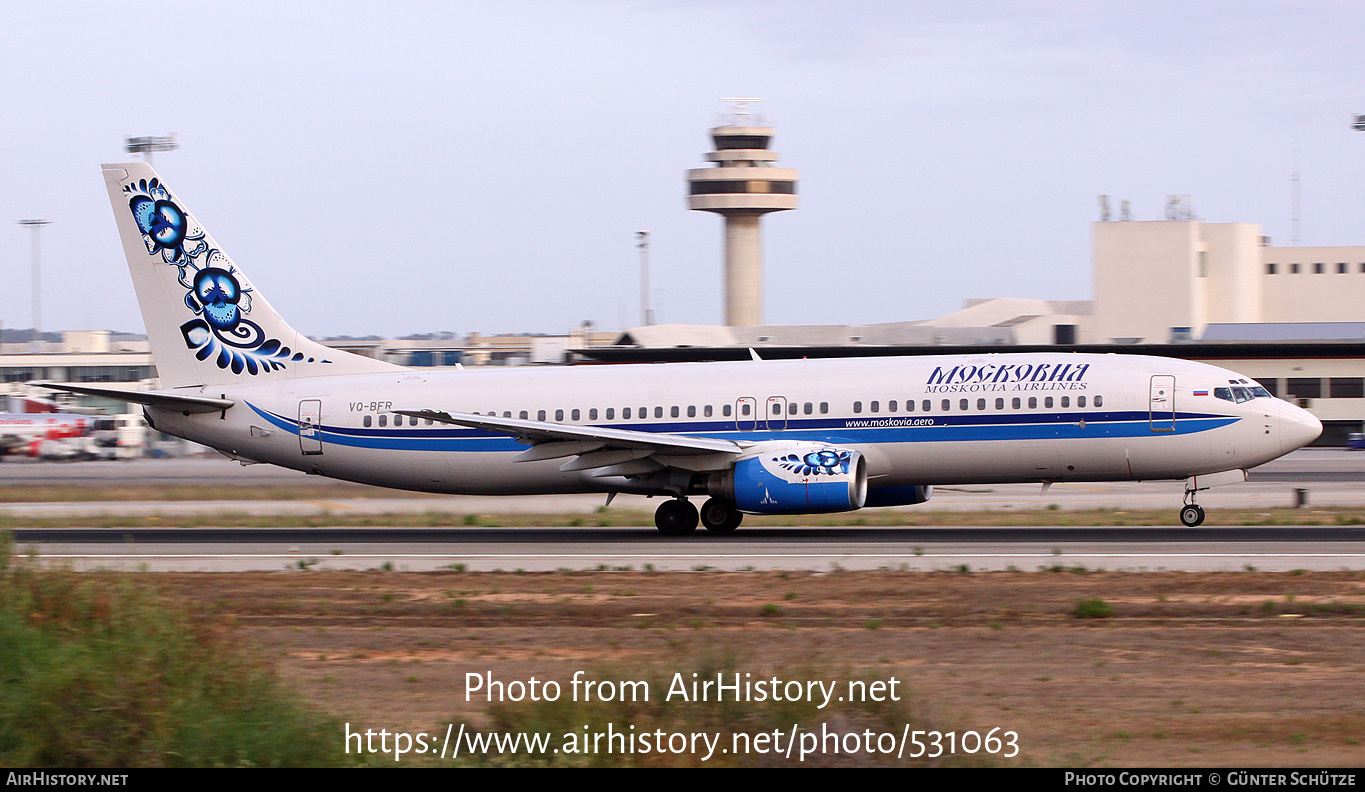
[687,99,798,326]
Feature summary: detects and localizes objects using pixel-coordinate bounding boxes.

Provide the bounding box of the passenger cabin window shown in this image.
[606,408,615,419]
[888,400,898,412]
[704,405,713,417]
[571,409,580,421]
[1028,397,1037,409]
[803,403,812,415]
[976,398,986,410]
[740,403,750,416]
[502,411,511,419]
[589,408,597,420]
[1077,396,1087,408]
[959,399,968,411]
[1094,395,1103,407]
[623,407,631,419]
[378,415,388,427]
[921,400,930,412]
[363,415,372,427]
[941,399,950,411]
[724,404,733,417]
[788,402,797,415]
[1012,397,1021,409]
[538,410,546,421]
[555,409,564,421]
[820,402,829,414]
[870,401,879,413]
[995,398,1004,410]
[1044,397,1053,409]
[671,406,679,418]
[854,401,863,414]
[655,407,663,419]
[687,406,696,417]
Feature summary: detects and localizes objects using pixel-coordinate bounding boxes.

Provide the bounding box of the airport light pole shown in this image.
[18,217,50,353]
[124,134,178,165]
[637,229,654,326]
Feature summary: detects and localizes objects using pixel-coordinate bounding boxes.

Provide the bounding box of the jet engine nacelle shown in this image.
[864,485,933,507]
[707,444,867,514]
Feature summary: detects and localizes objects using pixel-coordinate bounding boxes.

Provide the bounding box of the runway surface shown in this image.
[5,450,1365,572]
[13,525,1364,573]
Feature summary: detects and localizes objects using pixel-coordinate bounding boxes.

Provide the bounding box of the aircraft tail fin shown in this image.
[101,162,402,388]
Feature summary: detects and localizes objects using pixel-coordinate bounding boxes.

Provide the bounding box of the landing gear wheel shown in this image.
[700,498,743,534]
[1179,504,1206,527]
[655,499,698,536]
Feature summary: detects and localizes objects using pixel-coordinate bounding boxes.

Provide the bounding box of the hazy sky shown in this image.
[2,1,1362,338]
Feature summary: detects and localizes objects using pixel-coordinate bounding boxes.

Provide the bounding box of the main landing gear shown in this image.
[654,497,745,535]
[654,498,697,536]
[699,497,743,534]
[1179,490,1207,527]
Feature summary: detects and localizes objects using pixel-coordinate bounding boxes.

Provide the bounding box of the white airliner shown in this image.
[46,162,1322,533]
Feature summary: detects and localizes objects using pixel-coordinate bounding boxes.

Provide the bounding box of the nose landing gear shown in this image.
[1180,490,1206,527]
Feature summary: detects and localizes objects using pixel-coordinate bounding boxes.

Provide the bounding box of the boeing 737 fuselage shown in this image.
[48,163,1322,534]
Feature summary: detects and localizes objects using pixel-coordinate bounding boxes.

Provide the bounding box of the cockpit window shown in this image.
[1216,385,1270,403]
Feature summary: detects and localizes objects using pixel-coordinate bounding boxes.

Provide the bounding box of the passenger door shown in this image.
[299,399,323,455]
[1149,375,1175,432]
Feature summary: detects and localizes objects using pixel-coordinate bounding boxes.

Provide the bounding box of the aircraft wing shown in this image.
[392,409,747,475]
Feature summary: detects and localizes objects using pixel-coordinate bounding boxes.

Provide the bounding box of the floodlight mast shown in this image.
[17,218,51,352]
[636,230,654,326]
[124,134,178,165]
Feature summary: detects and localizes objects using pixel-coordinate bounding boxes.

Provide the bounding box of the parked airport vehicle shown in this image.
[0,412,92,458]
[45,162,1321,533]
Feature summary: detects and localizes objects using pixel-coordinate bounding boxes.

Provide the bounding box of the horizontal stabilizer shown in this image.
[37,382,234,414]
